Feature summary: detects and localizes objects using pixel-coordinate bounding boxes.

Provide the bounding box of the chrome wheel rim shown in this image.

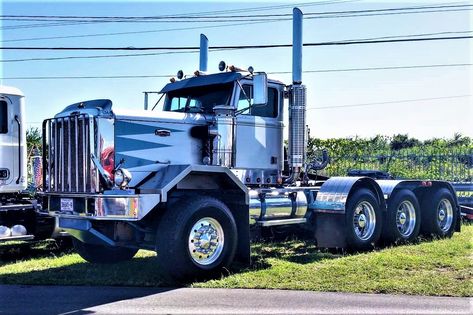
[353,201,376,241]
[396,200,416,237]
[188,217,224,266]
[437,199,453,232]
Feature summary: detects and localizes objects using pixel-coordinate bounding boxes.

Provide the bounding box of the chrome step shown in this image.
[257,218,307,227]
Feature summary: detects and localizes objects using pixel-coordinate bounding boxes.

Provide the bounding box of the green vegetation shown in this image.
[307,133,473,181]
[197,227,473,296]
[1,225,472,296]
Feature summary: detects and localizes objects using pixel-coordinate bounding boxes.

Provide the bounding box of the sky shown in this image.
[1,0,472,140]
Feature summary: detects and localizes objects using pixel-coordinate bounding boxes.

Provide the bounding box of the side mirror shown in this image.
[252,73,268,105]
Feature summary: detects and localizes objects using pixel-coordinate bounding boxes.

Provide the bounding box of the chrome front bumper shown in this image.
[45,192,161,221]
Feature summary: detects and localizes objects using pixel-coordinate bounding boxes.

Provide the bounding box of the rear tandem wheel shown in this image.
[421,188,457,238]
[345,188,383,251]
[383,189,421,243]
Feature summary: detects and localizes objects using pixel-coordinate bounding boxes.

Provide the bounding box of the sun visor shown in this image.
[160,72,242,93]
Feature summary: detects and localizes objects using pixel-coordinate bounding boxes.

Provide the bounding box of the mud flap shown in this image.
[313,212,347,248]
[233,203,251,265]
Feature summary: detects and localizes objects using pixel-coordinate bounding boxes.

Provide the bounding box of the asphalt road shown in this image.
[0,285,471,314]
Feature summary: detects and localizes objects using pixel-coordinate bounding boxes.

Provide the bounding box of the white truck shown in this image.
[0,86,56,242]
[43,8,460,280]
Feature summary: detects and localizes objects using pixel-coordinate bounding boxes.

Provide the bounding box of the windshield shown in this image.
[163,83,234,113]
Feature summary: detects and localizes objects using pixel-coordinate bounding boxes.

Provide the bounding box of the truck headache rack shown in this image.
[43,114,94,193]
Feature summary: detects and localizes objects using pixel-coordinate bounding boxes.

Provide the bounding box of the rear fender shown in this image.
[311,176,385,214]
[311,177,385,248]
[376,180,461,232]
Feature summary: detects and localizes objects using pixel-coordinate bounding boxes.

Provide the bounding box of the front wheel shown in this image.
[72,238,138,263]
[156,196,237,281]
[345,188,383,251]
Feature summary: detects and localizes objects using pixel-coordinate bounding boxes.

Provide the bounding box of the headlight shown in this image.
[114,168,132,188]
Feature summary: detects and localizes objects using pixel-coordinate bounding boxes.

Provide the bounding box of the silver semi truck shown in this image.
[43,8,460,279]
[0,86,55,242]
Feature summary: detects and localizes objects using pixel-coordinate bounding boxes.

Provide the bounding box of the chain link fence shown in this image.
[317,147,473,182]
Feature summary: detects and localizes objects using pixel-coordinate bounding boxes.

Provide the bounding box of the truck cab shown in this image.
[0,86,55,242]
[161,72,285,185]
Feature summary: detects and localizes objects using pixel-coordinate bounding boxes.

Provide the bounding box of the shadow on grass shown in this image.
[6,227,446,287]
[0,236,344,288]
[0,255,173,287]
[0,239,73,267]
[248,238,342,268]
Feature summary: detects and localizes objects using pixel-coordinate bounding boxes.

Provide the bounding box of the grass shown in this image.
[0,225,472,296]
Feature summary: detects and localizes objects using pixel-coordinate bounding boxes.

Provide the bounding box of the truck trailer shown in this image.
[43,8,460,280]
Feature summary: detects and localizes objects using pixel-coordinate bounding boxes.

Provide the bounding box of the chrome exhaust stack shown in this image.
[292,8,303,85]
[199,34,208,72]
[286,8,307,184]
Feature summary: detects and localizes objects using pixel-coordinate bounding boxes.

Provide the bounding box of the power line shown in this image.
[2,3,470,30]
[307,95,472,110]
[3,7,470,27]
[3,8,471,30]
[2,35,471,51]
[3,63,471,80]
[306,7,472,20]
[1,20,273,43]
[3,5,469,42]
[0,49,205,62]
[269,63,473,74]
[3,32,471,63]
[3,4,470,21]
[0,0,354,30]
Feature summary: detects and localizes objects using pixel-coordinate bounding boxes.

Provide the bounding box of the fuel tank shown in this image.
[249,188,308,223]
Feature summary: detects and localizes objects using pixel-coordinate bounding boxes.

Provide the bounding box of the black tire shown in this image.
[345,188,383,251]
[383,190,421,243]
[72,238,138,263]
[156,196,237,281]
[421,188,457,238]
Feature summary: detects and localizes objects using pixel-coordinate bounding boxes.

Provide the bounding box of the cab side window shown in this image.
[0,101,7,134]
[237,85,278,118]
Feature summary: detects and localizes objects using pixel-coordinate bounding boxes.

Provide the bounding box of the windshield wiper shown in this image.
[236,80,251,107]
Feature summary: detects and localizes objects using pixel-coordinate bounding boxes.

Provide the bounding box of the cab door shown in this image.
[0,97,15,187]
[0,92,26,192]
[233,82,284,184]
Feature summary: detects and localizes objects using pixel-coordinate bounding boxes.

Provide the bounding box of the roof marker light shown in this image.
[218,61,226,72]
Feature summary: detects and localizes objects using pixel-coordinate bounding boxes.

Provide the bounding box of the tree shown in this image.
[26,127,42,159]
[390,134,420,151]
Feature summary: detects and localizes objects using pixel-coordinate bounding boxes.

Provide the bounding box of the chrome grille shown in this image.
[43,114,94,193]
